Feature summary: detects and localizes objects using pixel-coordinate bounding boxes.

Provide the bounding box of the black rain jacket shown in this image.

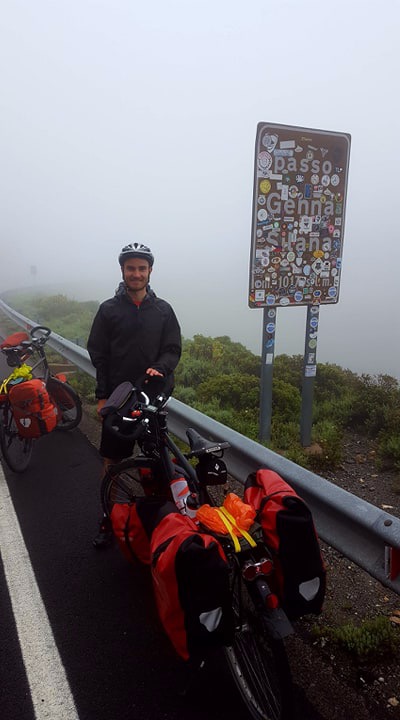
[87,284,181,399]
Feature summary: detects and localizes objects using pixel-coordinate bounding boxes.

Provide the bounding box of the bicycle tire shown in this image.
[101,458,166,517]
[47,377,82,431]
[0,405,34,472]
[224,578,293,720]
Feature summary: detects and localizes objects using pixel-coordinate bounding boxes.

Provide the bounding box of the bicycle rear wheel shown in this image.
[47,377,82,431]
[0,405,34,472]
[224,576,293,720]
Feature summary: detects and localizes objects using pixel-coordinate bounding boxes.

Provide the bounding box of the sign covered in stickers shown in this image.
[249,123,351,308]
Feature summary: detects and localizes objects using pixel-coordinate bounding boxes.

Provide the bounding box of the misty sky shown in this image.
[1,0,399,379]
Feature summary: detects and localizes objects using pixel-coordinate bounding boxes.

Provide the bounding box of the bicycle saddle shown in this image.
[186,427,230,457]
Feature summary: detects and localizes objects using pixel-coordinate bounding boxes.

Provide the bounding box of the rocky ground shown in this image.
[79,406,400,719]
[289,433,400,719]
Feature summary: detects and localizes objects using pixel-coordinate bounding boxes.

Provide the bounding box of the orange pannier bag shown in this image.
[8,379,58,438]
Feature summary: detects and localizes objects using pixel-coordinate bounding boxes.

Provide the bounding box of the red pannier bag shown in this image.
[150,506,234,661]
[110,494,164,566]
[8,379,58,438]
[0,331,29,349]
[111,494,233,660]
[244,469,326,621]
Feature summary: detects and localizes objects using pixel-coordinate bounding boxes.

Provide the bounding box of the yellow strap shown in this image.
[219,506,257,548]
[215,509,241,552]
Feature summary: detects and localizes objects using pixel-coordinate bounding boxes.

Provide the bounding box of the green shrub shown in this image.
[308,420,343,471]
[67,372,96,403]
[377,432,400,472]
[326,616,398,661]
[272,379,301,423]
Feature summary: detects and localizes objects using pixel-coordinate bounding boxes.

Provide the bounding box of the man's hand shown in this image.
[97,398,107,419]
[145,368,164,377]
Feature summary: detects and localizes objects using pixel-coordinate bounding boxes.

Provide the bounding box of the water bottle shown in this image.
[170,477,191,513]
[170,478,198,519]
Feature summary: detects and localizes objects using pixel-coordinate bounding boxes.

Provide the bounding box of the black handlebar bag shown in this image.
[244,469,326,621]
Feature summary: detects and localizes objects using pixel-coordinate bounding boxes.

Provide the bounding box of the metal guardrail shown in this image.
[1,297,400,594]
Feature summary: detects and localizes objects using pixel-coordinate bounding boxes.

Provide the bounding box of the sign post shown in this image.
[249,123,351,444]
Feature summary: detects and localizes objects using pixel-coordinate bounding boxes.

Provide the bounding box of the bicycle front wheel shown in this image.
[224,580,293,720]
[47,377,82,431]
[101,457,168,516]
[0,406,34,473]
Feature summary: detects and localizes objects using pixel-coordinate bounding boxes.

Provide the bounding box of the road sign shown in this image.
[249,123,351,308]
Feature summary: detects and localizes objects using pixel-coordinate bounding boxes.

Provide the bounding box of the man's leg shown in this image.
[92,457,117,548]
[93,421,135,548]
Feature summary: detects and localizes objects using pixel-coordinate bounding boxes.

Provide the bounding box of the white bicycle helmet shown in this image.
[118,243,154,267]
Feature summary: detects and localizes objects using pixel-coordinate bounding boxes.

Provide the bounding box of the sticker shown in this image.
[267,309,276,318]
[280,139,296,149]
[308,353,315,363]
[257,209,268,221]
[310,317,319,329]
[287,251,295,262]
[266,294,276,305]
[294,291,303,302]
[308,339,317,349]
[310,306,319,315]
[311,174,319,184]
[255,290,265,301]
[313,290,322,297]
[266,338,275,348]
[258,195,266,205]
[256,229,263,238]
[266,322,275,334]
[258,151,273,174]
[275,149,294,157]
[262,133,278,152]
[328,287,337,298]
[259,179,272,194]
[265,353,274,364]
[279,297,290,305]
[305,364,317,378]
[331,174,340,187]
[321,174,330,187]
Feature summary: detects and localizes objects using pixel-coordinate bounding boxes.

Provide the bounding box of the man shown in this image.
[88,242,181,546]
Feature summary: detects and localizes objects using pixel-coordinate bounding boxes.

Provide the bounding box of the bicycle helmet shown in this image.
[118,243,154,267]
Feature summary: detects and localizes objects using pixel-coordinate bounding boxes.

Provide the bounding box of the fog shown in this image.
[1,0,399,379]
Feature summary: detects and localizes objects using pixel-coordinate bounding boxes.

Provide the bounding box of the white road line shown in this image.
[0,464,80,720]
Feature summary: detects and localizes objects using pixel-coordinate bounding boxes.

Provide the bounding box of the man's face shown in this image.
[122,257,152,293]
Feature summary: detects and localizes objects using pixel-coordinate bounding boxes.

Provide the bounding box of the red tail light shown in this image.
[242,557,273,581]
